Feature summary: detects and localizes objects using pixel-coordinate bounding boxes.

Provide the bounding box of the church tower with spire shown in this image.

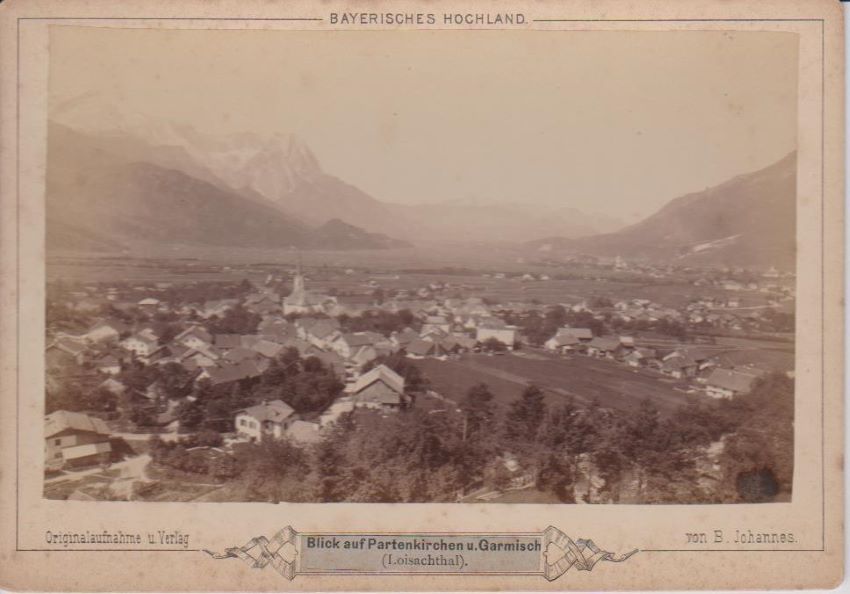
[290,255,306,303]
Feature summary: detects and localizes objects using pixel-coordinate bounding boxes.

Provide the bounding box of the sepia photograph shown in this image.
[43,26,799,506]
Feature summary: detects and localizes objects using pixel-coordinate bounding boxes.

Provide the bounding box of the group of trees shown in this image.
[504,303,693,345]
[338,309,418,336]
[174,349,345,433]
[146,370,794,505]
[504,306,605,346]
[206,304,261,335]
[46,380,119,415]
[159,279,253,308]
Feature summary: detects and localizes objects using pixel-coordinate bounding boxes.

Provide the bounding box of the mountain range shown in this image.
[47,102,796,267]
[47,102,624,250]
[526,152,797,269]
[46,124,410,253]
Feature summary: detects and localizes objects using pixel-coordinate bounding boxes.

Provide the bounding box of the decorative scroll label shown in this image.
[204,525,637,581]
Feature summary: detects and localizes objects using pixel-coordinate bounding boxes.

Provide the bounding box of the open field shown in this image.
[417,350,697,416]
[48,249,784,309]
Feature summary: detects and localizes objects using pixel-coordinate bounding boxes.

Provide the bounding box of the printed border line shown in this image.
[15,15,826,556]
[18,17,323,21]
[15,14,21,554]
[819,16,826,555]
[533,18,825,22]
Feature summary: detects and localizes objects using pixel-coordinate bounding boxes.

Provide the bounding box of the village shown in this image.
[44,257,796,503]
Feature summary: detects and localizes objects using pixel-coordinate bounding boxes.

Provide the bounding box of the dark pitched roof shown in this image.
[706,368,761,394]
[223,347,261,363]
[406,339,436,356]
[214,334,243,349]
[351,364,405,395]
[588,336,620,351]
[175,326,213,345]
[49,338,88,356]
[249,340,285,359]
[45,410,110,438]
[205,360,265,385]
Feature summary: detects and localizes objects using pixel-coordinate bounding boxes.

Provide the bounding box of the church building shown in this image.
[282,262,336,316]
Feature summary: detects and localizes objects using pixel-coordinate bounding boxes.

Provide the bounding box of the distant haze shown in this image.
[49,26,797,223]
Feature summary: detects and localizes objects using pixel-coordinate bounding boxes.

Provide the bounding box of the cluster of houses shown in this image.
[45,264,790,471]
[233,364,408,444]
[543,324,767,399]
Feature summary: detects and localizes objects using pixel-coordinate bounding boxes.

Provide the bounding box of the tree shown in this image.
[128,400,157,428]
[313,435,349,502]
[176,398,204,431]
[207,305,261,335]
[504,384,547,445]
[158,362,193,400]
[461,383,495,439]
[231,439,310,503]
[716,373,794,502]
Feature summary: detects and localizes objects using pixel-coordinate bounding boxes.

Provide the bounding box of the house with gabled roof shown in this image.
[422,315,451,335]
[120,333,159,359]
[544,328,585,353]
[391,327,421,350]
[705,368,762,399]
[586,336,621,359]
[174,326,213,351]
[420,327,449,343]
[349,364,406,410]
[405,338,437,359]
[249,339,286,359]
[330,331,387,360]
[475,319,518,348]
[438,336,466,356]
[244,291,282,315]
[223,347,265,365]
[84,319,128,344]
[199,359,267,386]
[350,345,380,369]
[45,410,112,470]
[235,399,295,441]
[46,339,89,370]
[304,319,342,349]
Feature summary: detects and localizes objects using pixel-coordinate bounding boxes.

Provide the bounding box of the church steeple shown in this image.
[289,252,306,305]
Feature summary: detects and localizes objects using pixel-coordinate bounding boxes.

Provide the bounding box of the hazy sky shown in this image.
[49,26,798,222]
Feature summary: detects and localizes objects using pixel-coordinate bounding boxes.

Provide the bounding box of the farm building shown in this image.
[45,410,112,470]
[349,365,406,410]
[235,399,296,441]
